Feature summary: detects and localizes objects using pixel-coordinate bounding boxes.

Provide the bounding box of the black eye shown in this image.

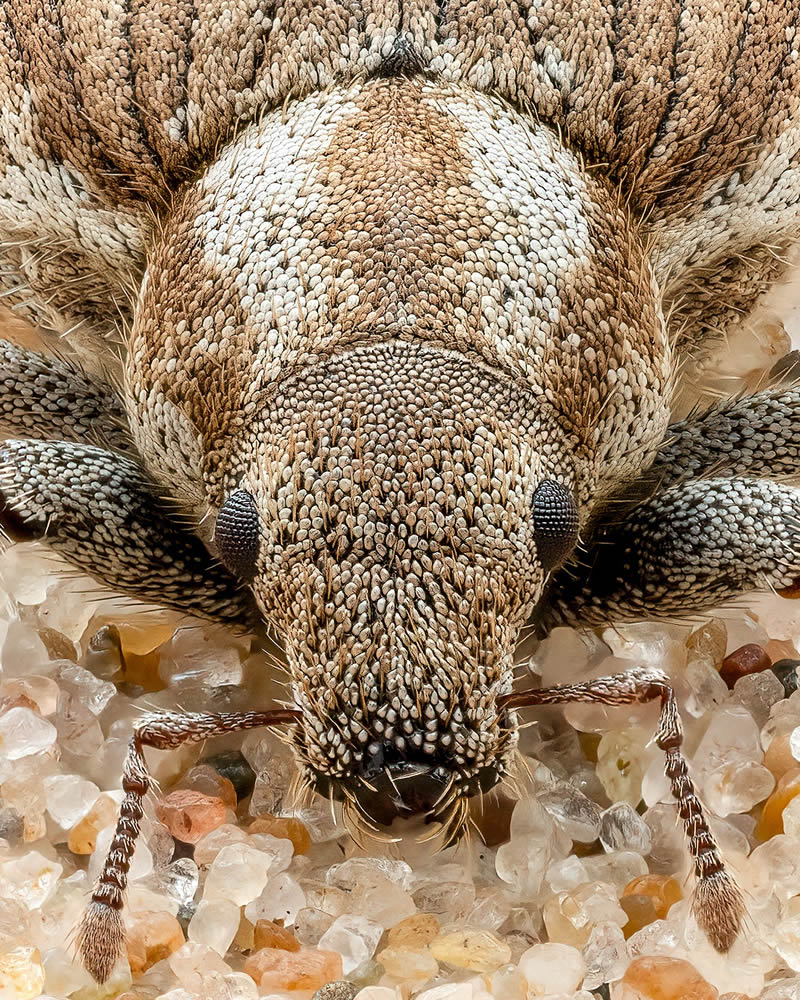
[532,480,579,572]
[214,490,260,580]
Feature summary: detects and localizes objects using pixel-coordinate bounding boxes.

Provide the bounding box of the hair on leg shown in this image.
[544,477,800,629]
[0,438,256,625]
[0,338,129,447]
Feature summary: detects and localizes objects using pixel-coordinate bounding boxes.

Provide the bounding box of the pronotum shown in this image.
[2,0,800,983]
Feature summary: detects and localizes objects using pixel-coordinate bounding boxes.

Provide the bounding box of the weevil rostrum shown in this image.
[2,0,800,984]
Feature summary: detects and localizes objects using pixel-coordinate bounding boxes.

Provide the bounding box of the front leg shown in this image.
[545,477,800,627]
[0,338,129,448]
[652,387,800,485]
[0,439,254,625]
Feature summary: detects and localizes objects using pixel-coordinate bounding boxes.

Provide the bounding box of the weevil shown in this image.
[2,0,800,982]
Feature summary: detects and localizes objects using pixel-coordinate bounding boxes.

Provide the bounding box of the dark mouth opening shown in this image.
[313,739,502,828]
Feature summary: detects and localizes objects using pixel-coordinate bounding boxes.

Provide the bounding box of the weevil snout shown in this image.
[211,342,582,836]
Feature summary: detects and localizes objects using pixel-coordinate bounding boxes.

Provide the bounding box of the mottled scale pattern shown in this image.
[2,1,799,346]
[2,1,800,979]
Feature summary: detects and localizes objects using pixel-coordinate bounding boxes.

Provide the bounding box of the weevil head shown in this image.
[127,80,670,834]
[209,341,582,836]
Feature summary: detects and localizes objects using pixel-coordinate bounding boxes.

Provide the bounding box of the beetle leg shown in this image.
[544,477,800,627]
[0,438,254,624]
[0,338,130,448]
[502,667,745,953]
[78,708,300,982]
[652,386,800,485]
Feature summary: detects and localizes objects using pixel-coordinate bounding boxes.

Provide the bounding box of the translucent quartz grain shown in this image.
[517,941,585,995]
[0,706,57,759]
[0,899,30,949]
[412,879,476,923]
[1,675,59,716]
[176,764,237,809]
[495,797,568,898]
[581,851,649,890]
[243,946,343,991]
[732,669,784,728]
[695,704,764,773]
[704,760,776,816]
[247,756,298,816]
[0,946,45,1000]
[126,910,185,976]
[755,768,800,839]
[782,794,800,839]
[324,859,416,926]
[244,871,307,925]
[686,620,728,667]
[203,841,285,906]
[485,964,527,1000]
[248,813,312,854]
[684,657,730,718]
[595,727,651,806]
[42,773,99,829]
[318,915,384,974]
[187,898,240,955]
[543,881,628,948]
[0,851,62,908]
[774,914,800,972]
[614,956,719,1000]
[386,912,440,948]
[428,927,512,973]
[599,803,652,853]
[295,907,337,946]
[159,625,246,689]
[67,791,122,854]
[619,875,682,937]
[582,921,630,989]
[192,823,249,866]
[253,920,301,952]
[152,857,199,910]
[168,941,234,992]
[538,782,603,842]
[375,945,439,982]
[154,788,229,844]
[41,947,98,997]
[467,889,512,932]
[53,662,116,715]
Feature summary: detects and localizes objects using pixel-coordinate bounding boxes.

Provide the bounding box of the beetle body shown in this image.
[2,1,800,979]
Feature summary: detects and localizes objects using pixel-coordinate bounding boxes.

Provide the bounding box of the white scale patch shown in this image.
[431,87,594,384]
[193,87,362,382]
[192,81,597,395]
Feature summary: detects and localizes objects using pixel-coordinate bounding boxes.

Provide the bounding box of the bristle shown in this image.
[692,870,747,953]
[77,900,125,984]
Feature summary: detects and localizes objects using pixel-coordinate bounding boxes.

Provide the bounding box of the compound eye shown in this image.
[532,479,579,572]
[214,489,260,580]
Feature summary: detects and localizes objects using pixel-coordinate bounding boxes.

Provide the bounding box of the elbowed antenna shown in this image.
[78,708,301,983]
[498,667,746,954]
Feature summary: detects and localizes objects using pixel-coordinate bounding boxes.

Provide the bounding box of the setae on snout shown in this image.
[312,735,506,835]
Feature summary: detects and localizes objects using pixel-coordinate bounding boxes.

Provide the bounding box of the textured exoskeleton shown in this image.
[3,0,800,981]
